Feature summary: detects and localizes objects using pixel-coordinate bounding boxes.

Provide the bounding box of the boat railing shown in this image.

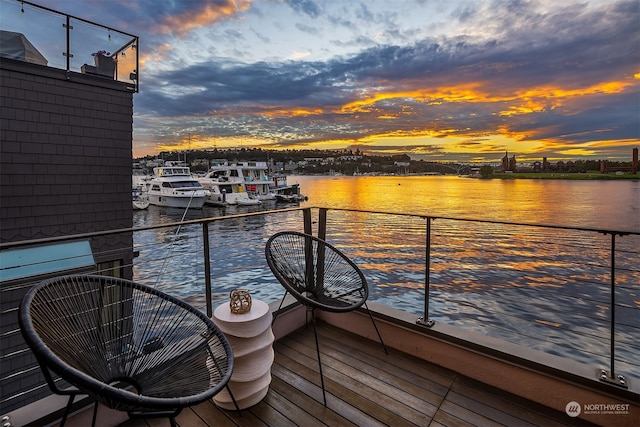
[1,206,638,415]
[0,0,139,92]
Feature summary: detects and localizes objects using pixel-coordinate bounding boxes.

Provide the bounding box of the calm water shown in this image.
[133,176,639,382]
[292,175,640,231]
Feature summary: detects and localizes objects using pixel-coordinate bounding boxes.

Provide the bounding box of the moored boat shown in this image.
[146,164,209,209]
[198,162,270,206]
[131,185,149,210]
[235,194,262,206]
[236,161,276,201]
[197,168,249,206]
[271,173,307,202]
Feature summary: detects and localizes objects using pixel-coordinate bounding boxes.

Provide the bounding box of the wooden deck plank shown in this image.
[310,327,450,408]
[273,342,389,427]
[315,321,457,390]
[269,373,358,427]
[285,328,439,421]
[182,400,239,427]
[258,388,327,427]
[54,321,596,427]
[211,403,268,427]
[243,398,298,427]
[437,398,514,427]
[277,333,421,426]
[173,406,209,427]
[220,410,268,427]
[449,376,595,427]
[446,389,540,427]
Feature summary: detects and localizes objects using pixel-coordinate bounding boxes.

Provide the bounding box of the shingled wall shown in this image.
[0,58,135,413]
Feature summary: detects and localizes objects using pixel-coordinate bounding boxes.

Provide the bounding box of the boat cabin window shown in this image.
[151,184,161,191]
[156,167,190,176]
[171,181,203,188]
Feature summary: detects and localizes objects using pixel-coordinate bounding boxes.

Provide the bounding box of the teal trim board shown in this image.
[0,241,95,282]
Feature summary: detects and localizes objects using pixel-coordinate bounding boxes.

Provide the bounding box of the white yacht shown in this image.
[236,161,276,201]
[146,165,209,209]
[197,162,264,206]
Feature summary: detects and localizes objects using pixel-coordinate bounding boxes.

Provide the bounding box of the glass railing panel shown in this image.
[68,17,137,85]
[0,0,67,70]
[0,0,138,91]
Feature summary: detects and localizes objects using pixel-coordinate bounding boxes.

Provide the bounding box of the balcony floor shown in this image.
[57,322,593,427]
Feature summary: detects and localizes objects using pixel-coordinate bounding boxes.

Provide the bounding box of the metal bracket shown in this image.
[599,369,628,389]
[416,317,435,327]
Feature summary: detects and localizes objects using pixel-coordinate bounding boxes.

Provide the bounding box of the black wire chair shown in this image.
[19,275,239,427]
[265,231,387,406]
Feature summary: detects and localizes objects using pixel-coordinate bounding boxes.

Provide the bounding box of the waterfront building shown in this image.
[501,151,517,172]
[0,2,139,413]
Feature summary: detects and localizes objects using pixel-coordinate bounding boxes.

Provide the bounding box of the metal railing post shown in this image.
[599,232,628,388]
[63,15,72,72]
[417,216,435,327]
[318,208,328,241]
[303,208,313,235]
[202,222,212,318]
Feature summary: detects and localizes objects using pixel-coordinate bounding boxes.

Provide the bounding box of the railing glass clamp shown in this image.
[416,317,435,327]
[599,369,628,389]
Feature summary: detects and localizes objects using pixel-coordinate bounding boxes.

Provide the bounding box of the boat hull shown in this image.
[147,194,207,209]
[236,199,262,206]
[132,199,150,210]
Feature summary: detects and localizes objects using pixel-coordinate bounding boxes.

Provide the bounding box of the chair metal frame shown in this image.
[19,275,240,426]
[265,231,387,406]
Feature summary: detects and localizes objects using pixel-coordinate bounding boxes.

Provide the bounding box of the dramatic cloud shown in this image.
[25,0,640,161]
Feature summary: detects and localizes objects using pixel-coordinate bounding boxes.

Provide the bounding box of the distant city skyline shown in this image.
[27,0,640,161]
[143,146,638,169]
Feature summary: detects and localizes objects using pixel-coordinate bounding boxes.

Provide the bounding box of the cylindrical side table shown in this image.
[211,299,274,409]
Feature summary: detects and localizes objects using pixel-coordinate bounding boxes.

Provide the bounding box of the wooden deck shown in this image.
[58,322,593,427]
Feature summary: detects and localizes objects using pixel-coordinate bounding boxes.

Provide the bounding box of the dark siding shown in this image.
[0,58,135,413]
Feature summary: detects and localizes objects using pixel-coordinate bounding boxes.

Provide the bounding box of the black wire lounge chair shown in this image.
[265,231,387,406]
[19,275,239,427]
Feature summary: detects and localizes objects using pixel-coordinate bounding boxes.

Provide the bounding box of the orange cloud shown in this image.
[260,107,325,118]
[340,83,485,114]
[157,0,254,37]
[138,43,174,68]
[499,80,637,116]
[338,77,636,119]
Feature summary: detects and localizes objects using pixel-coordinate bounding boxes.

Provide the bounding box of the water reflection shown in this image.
[132,176,639,384]
[293,175,640,231]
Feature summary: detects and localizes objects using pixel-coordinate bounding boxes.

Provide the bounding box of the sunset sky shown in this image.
[19,0,640,162]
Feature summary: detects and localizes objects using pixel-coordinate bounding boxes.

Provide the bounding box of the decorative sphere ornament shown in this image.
[230,288,252,314]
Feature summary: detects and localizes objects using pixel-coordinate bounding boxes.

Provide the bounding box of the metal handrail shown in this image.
[310,206,638,389]
[1,206,638,414]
